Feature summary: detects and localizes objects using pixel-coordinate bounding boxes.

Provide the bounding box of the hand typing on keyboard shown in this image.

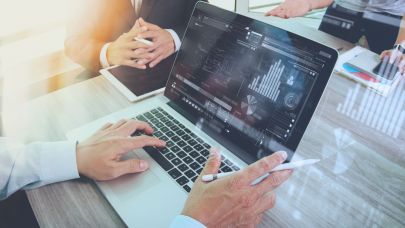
[181,149,292,227]
[76,119,165,181]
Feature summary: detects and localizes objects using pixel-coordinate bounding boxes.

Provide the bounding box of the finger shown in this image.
[399,58,405,74]
[111,119,128,129]
[116,119,154,136]
[114,159,149,177]
[99,122,113,130]
[137,30,160,40]
[200,148,221,176]
[255,169,292,193]
[380,50,390,59]
[241,151,288,184]
[118,135,166,153]
[123,59,147,69]
[131,49,158,61]
[255,192,276,214]
[126,41,150,50]
[139,18,161,31]
[265,6,281,16]
[149,54,165,68]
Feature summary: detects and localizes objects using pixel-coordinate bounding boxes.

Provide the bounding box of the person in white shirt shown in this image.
[1,119,292,227]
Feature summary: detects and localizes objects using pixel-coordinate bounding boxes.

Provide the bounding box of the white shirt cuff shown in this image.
[100,43,111,68]
[166,29,181,52]
[170,215,206,228]
[37,141,80,185]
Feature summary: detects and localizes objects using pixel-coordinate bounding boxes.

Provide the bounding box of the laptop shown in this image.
[66,2,338,227]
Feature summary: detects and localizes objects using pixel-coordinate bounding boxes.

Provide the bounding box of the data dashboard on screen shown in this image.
[165,6,337,163]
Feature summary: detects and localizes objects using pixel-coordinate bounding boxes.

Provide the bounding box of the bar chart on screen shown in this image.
[249,59,285,101]
[336,79,405,138]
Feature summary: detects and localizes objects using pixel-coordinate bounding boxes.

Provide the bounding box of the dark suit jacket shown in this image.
[65,0,205,73]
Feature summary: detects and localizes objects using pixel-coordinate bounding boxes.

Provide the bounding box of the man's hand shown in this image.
[76,119,165,181]
[265,0,312,18]
[136,18,176,68]
[380,42,405,74]
[182,149,292,227]
[107,21,151,69]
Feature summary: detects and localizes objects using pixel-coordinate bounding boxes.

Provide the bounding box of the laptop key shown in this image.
[203,143,211,149]
[158,147,169,154]
[189,151,199,158]
[151,109,160,114]
[161,127,170,133]
[175,129,185,136]
[196,156,206,164]
[196,168,203,175]
[191,176,198,183]
[177,151,187,158]
[165,121,175,127]
[232,165,240,171]
[183,185,191,193]
[165,152,175,160]
[166,131,175,137]
[190,162,200,171]
[221,166,233,173]
[177,141,187,148]
[171,145,181,153]
[168,168,182,179]
[171,125,180,131]
[171,136,181,142]
[183,146,193,153]
[154,131,163,137]
[224,159,233,166]
[171,158,182,166]
[155,122,164,128]
[194,144,204,151]
[143,146,173,171]
[182,156,193,164]
[178,164,189,172]
[185,170,196,178]
[181,134,191,141]
[144,112,154,118]
[176,176,189,186]
[166,141,175,148]
[201,149,210,157]
[187,139,197,146]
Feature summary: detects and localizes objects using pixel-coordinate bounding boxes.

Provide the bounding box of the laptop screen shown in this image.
[164,2,338,163]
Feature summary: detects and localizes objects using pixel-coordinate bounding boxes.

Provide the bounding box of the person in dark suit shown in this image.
[65,0,205,75]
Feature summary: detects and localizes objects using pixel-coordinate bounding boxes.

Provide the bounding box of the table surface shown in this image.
[2,16,405,228]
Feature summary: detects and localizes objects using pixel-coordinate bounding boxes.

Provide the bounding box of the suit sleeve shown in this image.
[64,0,108,73]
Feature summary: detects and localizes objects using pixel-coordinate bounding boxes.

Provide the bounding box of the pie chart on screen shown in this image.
[241,95,258,115]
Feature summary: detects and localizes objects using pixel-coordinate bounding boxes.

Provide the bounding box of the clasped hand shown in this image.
[107,18,175,69]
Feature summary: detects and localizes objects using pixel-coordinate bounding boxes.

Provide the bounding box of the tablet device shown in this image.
[346,49,382,80]
[100,56,175,102]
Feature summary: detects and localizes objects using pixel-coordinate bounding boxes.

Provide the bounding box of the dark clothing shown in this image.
[319,2,403,53]
[65,0,203,73]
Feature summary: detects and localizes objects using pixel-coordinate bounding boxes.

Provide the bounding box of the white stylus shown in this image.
[202,159,320,185]
[134,37,154,46]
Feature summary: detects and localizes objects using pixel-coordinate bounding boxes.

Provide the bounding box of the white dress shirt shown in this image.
[0,138,79,200]
[0,138,205,227]
[99,0,182,68]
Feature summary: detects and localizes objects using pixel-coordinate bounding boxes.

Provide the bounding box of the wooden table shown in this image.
[2,24,405,228]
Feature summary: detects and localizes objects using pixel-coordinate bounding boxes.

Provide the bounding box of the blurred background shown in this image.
[0,0,235,115]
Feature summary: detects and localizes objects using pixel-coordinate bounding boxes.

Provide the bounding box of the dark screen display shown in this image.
[165,2,338,163]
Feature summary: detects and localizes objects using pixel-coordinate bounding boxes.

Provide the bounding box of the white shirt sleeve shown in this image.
[170,215,206,228]
[0,138,80,200]
[100,43,112,68]
[165,29,182,52]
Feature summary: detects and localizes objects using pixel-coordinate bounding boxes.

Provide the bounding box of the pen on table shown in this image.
[202,159,320,185]
[134,37,154,46]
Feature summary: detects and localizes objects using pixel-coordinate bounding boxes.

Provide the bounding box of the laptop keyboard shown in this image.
[132,107,240,193]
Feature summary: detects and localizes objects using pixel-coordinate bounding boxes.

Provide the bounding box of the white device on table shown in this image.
[67,2,338,227]
[202,159,320,184]
[346,49,384,80]
[100,66,164,102]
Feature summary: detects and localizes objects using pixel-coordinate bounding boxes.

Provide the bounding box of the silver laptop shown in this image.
[66,2,338,227]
